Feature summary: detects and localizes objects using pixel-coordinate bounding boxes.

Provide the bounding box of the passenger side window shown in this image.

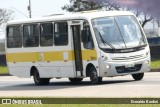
[82,21,94,49]
[40,23,53,46]
[23,24,39,47]
[7,26,22,48]
[54,22,68,46]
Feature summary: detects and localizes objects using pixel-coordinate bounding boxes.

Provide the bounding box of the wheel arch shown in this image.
[30,66,38,77]
[85,63,95,77]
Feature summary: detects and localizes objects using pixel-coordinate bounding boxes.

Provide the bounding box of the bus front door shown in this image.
[71,25,83,77]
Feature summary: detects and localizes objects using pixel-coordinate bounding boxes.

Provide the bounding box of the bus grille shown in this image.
[112,54,144,61]
[116,64,142,73]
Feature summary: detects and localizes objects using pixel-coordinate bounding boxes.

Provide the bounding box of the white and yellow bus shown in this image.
[6,11,150,85]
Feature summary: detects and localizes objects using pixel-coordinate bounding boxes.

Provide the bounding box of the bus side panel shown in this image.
[7,63,31,78]
[38,62,75,78]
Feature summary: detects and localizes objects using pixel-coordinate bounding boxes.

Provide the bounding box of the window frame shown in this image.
[23,23,40,48]
[7,25,22,48]
[82,21,94,49]
[40,22,54,47]
[53,22,69,46]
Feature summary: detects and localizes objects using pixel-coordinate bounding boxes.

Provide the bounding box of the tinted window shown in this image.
[7,26,22,48]
[40,23,53,46]
[23,24,39,47]
[54,22,68,46]
[83,21,94,49]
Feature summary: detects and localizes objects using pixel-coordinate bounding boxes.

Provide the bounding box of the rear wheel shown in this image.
[132,73,144,81]
[69,78,83,83]
[33,69,50,85]
[89,66,102,84]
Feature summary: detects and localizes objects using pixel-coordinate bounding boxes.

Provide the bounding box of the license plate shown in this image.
[125,63,135,68]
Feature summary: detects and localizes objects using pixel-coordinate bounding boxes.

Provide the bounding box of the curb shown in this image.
[0,74,11,76]
[0,69,160,76]
[150,69,160,72]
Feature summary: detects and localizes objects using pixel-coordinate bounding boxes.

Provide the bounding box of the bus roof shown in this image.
[7,11,134,25]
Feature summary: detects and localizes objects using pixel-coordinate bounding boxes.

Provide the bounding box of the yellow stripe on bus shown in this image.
[6,52,39,62]
[6,50,97,62]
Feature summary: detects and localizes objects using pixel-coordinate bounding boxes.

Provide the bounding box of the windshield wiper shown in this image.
[96,29,115,50]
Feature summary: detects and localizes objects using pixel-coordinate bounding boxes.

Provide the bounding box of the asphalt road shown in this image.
[0,72,160,97]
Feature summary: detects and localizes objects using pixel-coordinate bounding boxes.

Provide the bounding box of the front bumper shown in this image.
[98,57,150,77]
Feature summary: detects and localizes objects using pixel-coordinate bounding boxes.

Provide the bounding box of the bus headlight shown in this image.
[106,65,111,69]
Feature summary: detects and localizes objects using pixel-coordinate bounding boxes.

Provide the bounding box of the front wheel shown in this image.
[132,73,144,81]
[33,69,50,85]
[89,66,102,84]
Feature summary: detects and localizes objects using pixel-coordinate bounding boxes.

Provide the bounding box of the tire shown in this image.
[69,78,83,83]
[132,73,144,81]
[89,66,102,84]
[33,69,50,85]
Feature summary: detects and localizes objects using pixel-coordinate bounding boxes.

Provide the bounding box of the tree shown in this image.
[0,8,13,26]
[125,8,153,28]
[62,0,122,12]
[140,12,153,28]
[62,0,153,28]
[0,8,13,52]
[62,0,103,12]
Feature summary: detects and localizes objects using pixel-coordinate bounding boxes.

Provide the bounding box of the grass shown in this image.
[151,60,160,69]
[0,105,160,107]
[0,66,8,74]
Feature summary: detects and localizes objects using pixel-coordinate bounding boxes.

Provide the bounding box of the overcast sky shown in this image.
[0,0,70,39]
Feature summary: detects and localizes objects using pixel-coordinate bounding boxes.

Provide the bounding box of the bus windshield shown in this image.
[92,16,147,49]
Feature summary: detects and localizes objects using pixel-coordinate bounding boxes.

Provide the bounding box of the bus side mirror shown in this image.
[81,30,86,43]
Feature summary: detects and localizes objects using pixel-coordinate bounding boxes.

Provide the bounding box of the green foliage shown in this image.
[151,60,160,69]
[61,0,121,12]
[0,66,8,74]
[62,0,103,12]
